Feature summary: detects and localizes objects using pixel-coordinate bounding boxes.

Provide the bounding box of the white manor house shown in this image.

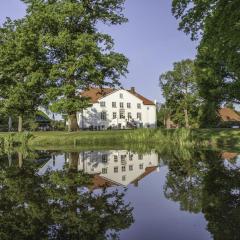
[78,87,157,130]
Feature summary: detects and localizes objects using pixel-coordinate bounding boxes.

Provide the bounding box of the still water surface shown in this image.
[0,148,240,239]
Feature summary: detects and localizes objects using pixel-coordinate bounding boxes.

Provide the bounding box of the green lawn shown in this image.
[1,128,240,149]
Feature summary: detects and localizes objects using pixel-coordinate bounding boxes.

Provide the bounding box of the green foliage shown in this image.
[0,0,129,132]
[51,120,67,131]
[22,0,129,123]
[198,101,220,128]
[0,18,49,131]
[172,0,240,114]
[156,104,171,127]
[160,59,201,127]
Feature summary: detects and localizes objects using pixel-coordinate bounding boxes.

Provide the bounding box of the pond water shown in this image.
[0,147,240,239]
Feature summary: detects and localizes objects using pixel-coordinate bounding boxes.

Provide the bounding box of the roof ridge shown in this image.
[81,87,155,105]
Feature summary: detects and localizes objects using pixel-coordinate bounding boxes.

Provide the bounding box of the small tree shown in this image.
[0,18,48,132]
[160,59,200,128]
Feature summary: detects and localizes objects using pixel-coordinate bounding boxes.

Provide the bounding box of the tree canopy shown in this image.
[160,59,201,128]
[21,0,129,131]
[0,17,49,132]
[172,0,240,115]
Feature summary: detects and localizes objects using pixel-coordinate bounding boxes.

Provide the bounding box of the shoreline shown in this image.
[0,128,240,150]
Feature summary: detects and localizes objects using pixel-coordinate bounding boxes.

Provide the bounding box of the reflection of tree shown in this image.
[202,153,240,240]
[163,148,240,239]
[163,148,206,213]
[0,153,134,240]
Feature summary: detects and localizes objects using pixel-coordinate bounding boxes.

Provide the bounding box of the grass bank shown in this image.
[0,128,240,150]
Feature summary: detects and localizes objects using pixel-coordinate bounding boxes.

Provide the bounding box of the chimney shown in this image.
[130,87,135,93]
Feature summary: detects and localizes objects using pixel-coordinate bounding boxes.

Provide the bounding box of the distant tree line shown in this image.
[0,0,128,132]
[158,0,240,128]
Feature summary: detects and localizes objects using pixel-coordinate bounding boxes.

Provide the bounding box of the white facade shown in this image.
[78,88,157,129]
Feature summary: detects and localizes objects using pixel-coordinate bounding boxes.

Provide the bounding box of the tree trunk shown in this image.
[166,115,171,129]
[68,113,80,132]
[18,115,23,132]
[18,152,23,168]
[8,116,12,132]
[69,152,79,170]
[184,109,190,128]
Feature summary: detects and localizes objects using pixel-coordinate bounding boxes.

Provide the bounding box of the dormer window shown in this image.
[120,93,123,99]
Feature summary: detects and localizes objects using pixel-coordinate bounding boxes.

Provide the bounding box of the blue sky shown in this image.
[0,0,197,103]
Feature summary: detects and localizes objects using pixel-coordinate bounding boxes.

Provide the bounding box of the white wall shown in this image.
[78,89,156,129]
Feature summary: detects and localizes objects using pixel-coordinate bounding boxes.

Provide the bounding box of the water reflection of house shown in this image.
[218,108,240,128]
[78,150,159,187]
[38,151,159,188]
[222,151,240,170]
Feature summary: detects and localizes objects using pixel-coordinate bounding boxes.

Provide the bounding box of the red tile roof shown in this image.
[127,90,155,105]
[81,88,155,105]
[219,108,240,122]
[131,166,157,186]
[81,88,115,103]
[222,152,238,160]
[90,174,119,190]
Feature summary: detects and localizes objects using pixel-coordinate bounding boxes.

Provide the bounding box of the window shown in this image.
[122,166,126,172]
[137,103,141,109]
[114,167,118,173]
[127,103,131,108]
[100,101,106,107]
[113,112,117,119]
[102,154,108,163]
[121,158,126,165]
[137,112,142,120]
[138,154,143,160]
[101,112,107,120]
[122,175,126,181]
[112,102,116,108]
[127,112,132,119]
[114,155,118,162]
[102,168,107,174]
[129,154,133,161]
[120,93,123,99]
[121,155,126,161]
[129,165,133,171]
[119,109,125,119]
[139,164,143,170]
[120,102,124,108]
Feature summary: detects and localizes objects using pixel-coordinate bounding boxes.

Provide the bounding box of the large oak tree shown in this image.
[22,0,129,131]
